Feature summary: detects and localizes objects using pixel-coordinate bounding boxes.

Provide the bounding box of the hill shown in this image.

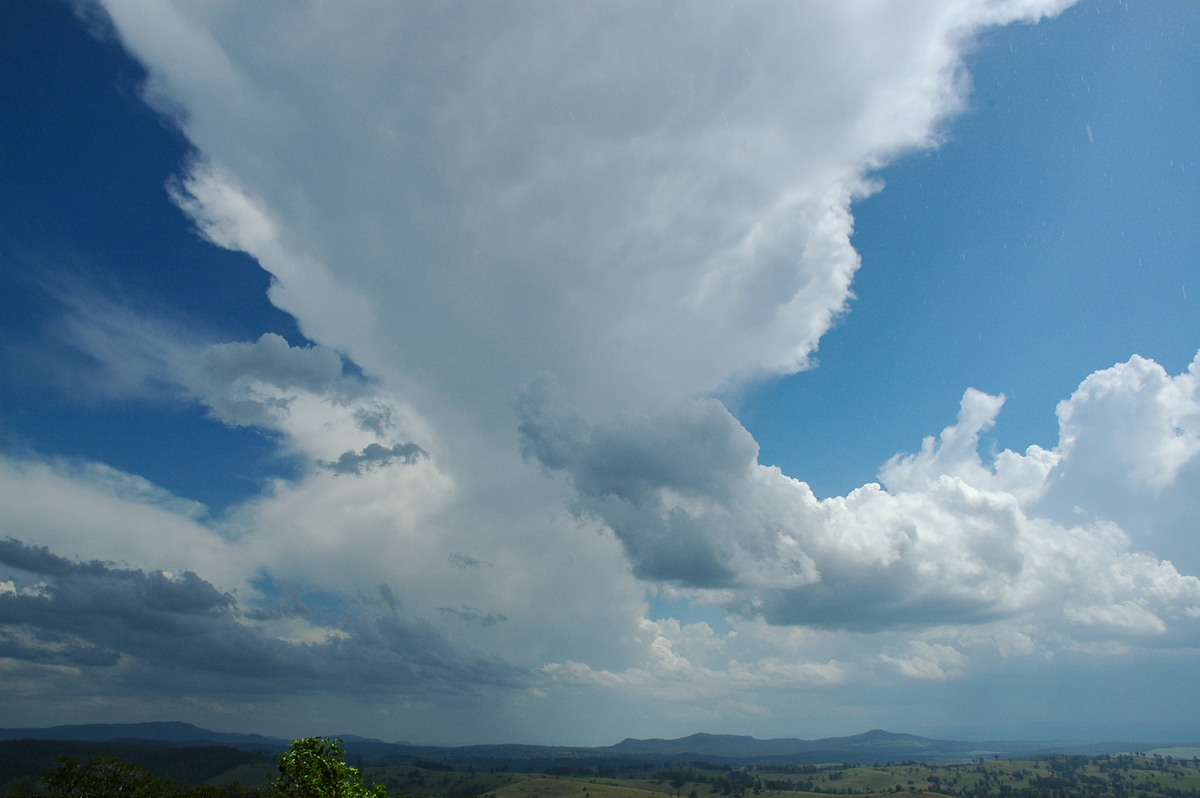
[0,722,1191,769]
[0,721,287,751]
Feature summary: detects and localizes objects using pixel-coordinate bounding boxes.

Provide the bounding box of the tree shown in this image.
[40,754,180,798]
[270,737,388,798]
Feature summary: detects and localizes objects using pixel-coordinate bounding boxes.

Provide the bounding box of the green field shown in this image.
[330,755,1200,798]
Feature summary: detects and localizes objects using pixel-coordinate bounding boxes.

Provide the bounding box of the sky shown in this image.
[1,0,1198,747]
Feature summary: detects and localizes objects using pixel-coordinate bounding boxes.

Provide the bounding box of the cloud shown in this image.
[10,280,381,440]
[448,554,488,570]
[42,308,440,477]
[0,537,528,695]
[881,388,1059,504]
[17,0,1200,741]
[438,606,508,628]
[543,616,845,705]
[6,338,1199,741]
[96,0,1073,419]
[0,455,231,586]
[1055,353,1200,492]
[518,359,1200,643]
[517,391,765,587]
[5,273,202,404]
[319,442,427,476]
[877,352,1200,577]
[188,332,346,427]
[878,640,965,681]
[377,583,400,614]
[1033,353,1200,572]
[0,309,646,711]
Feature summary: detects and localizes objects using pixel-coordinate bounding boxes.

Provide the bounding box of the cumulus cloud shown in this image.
[1055,354,1200,491]
[880,388,1059,504]
[518,359,1200,644]
[189,332,345,426]
[1033,353,1200,572]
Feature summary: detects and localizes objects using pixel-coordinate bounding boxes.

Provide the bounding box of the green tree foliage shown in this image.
[269,738,387,798]
[39,754,180,798]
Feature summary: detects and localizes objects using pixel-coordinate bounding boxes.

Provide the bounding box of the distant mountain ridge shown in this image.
[0,722,1188,766]
[605,729,942,758]
[0,721,288,750]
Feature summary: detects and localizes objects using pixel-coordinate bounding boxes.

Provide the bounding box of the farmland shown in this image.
[353,752,1200,798]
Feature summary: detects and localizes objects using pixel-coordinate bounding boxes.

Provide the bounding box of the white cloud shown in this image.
[96,0,1072,416]
[879,640,965,681]
[1033,353,1200,571]
[879,353,1200,577]
[881,388,1060,504]
[8,274,201,403]
[543,616,845,707]
[15,0,1200,741]
[4,348,1200,738]
[0,456,234,587]
[188,332,344,426]
[519,377,1200,647]
[1059,353,1200,492]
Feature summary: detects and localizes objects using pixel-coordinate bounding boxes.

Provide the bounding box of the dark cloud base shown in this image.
[0,538,528,697]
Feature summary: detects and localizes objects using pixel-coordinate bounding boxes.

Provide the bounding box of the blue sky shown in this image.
[743,1,1200,500]
[2,0,1199,746]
